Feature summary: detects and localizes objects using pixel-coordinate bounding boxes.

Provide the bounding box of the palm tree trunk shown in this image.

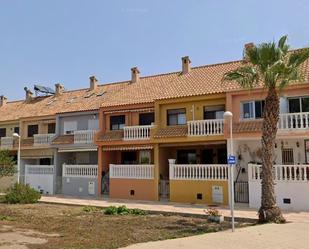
[258,86,285,223]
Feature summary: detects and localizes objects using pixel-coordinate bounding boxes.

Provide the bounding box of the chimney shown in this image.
[89,76,98,91]
[0,95,7,107]
[182,56,191,74]
[24,87,33,102]
[55,83,64,97]
[244,42,255,60]
[131,67,140,83]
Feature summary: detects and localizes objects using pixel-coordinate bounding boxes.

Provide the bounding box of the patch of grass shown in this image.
[82,206,102,213]
[0,215,15,221]
[104,205,147,216]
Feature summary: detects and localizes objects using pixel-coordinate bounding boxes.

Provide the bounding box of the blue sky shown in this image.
[1,0,309,100]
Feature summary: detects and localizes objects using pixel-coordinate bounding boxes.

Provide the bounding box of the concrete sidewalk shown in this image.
[40,195,309,223]
[122,222,309,249]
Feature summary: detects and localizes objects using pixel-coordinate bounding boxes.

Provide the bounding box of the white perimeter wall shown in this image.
[249,180,309,211]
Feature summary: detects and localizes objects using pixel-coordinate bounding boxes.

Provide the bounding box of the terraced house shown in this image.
[1,44,309,211]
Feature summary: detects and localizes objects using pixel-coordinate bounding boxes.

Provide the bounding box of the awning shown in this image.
[58,148,98,153]
[103,145,153,151]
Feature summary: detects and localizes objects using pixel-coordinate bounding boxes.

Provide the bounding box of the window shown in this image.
[121,151,137,164]
[48,123,56,134]
[110,115,125,130]
[167,109,186,126]
[242,100,265,119]
[64,121,77,134]
[27,125,38,137]
[204,106,225,119]
[0,128,6,138]
[139,150,151,164]
[282,148,294,165]
[288,96,309,113]
[177,150,197,164]
[139,113,154,126]
[14,127,19,135]
[39,158,51,165]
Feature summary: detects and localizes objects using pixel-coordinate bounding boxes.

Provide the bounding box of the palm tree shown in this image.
[223,36,309,223]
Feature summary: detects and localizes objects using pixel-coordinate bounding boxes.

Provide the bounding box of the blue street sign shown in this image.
[228,155,236,165]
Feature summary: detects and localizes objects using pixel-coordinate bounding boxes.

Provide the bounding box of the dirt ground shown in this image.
[0,203,253,249]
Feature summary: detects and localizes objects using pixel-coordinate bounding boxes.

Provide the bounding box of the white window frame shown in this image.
[241,100,264,120]
[64,121,77,135]
[287,96,309,113]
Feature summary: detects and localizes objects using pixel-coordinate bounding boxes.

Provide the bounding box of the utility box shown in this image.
[212,185,223,204]
[88,181,95,195]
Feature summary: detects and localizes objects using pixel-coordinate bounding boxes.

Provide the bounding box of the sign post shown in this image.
[228,155,236,232]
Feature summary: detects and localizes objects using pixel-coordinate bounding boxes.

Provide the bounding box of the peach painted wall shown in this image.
[226,84,309,123]
[109,179,157,201]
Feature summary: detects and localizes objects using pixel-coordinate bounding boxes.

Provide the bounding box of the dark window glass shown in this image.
[14,127,19,135]
[167,109,186,126]
[177,150,197,164]
[110,115,125,130]
[301,97,309,112]
[139,113,154,125]
[0,128,6,138]
[289,98,301,113]
[204,106,225,120]
[27,125,38,137]
[48,123,56,134]
[40,158,51,165]
[121,151,137,164]
[255,101,265,118]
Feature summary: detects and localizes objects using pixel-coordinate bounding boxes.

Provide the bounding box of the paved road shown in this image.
[123,222,309,249]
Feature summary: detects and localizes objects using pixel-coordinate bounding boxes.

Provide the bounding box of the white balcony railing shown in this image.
[33,134,55,146]
[169,164,229,181]
[278,112,309,130]
[123,125,152,140]
[74,130,96,144]
[110,164,154,179]
[25,165,54,175]
[0,137,14,149]
[187,119,224,136]
[249,164,309,182]
[62,164,98,178]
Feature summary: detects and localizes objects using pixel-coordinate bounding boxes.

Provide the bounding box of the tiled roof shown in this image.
[233,121,263,133]
[52,135,74,145]
[96,131,124,141]
[101,61,244,107]
[154,126,188,138]
[101,50,309,108]
[0,82,128,122]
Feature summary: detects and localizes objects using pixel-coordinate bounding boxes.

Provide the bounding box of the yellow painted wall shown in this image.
[155,94,226,129]
[0,123,19,137]
[170,180,229,205]
[21,119,55,138]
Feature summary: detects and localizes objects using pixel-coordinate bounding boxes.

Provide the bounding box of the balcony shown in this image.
[0,137,14,150]
[62,164,98,178]
[278,112,309,131]
[110,164,154,179]
[169,163,229,181]
[123,125,152,141]
[74,130,96,144]
[34,134,55,146]
[187,119,224,136]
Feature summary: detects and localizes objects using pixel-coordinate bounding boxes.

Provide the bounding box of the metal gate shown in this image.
[159,180,169,199]
[234,181,249,203]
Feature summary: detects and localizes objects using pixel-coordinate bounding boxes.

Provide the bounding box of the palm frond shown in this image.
[223,66,259,89]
